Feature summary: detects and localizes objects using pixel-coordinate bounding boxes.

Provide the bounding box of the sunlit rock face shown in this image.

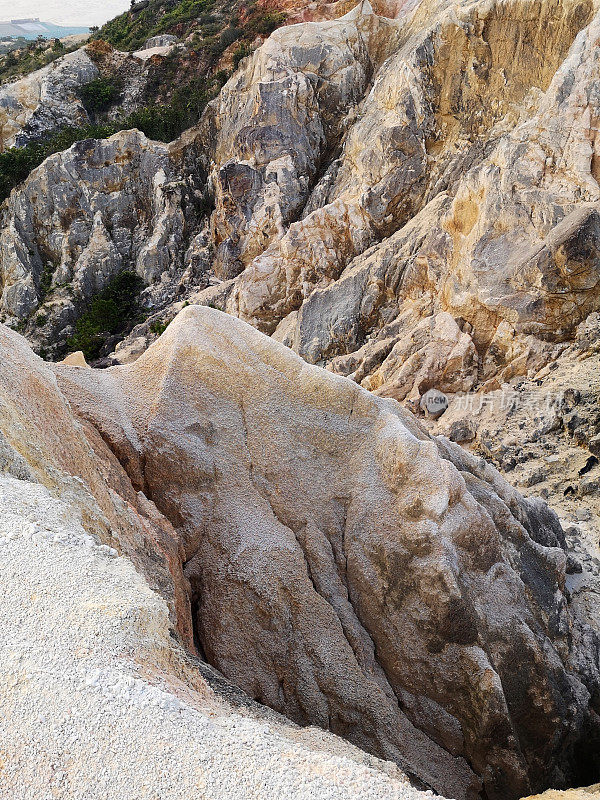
[42,305,600,800]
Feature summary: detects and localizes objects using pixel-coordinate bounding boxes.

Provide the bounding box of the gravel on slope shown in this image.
[0,473,443,800]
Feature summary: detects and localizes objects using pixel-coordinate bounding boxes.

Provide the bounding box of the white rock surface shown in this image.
[0,471,440,800]
[0,48,98,150]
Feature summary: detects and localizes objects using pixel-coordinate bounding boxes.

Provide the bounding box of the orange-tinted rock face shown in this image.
[258,0,418,24]
[0,323,194,651]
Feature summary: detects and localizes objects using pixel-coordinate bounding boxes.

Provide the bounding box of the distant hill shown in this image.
[0,18,89,40]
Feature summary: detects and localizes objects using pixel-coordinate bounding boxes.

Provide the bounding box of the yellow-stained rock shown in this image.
[521,784,600,800]
[58,350,90,368]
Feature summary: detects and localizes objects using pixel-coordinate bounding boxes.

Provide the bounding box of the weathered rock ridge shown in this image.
[428,312,600,551]
[2,0,600,404]
[2,307,599,799]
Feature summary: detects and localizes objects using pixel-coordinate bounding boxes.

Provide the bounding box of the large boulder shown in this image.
[40,305,600,800]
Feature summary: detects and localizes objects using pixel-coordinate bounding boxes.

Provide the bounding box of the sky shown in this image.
[0,0,130,27]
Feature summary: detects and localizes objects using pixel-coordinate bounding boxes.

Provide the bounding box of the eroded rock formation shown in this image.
[1,1,600,798]
[0,38,183,152]
[0,471,426,800]
[2,306,598,799]
[428,312,600,562]
[2,0,600,406]
[0,48,98,150]
[217,0,600,401]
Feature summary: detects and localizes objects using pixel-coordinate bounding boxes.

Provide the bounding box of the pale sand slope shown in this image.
[0,472,438,800]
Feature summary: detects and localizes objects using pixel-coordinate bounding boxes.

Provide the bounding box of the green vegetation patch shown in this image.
[99,0,215,51]
[232,42,253,69]
[247,11,286,35]
[66,270,146,360]
[79,76,122,116]
[0,38,77,84]
[149,318,171,336]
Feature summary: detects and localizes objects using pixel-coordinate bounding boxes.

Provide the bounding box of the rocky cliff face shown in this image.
[2,0,600,394]
[0,129,194,350]
[215,0,600,403]
[0,48,99,150]
[2,306,598,800]
[428,312,600,550]
[193,4,403,279]
[1,1,600,796]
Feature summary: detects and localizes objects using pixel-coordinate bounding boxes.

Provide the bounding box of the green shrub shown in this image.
[219,26,242,49]
[66,270,146,360]
[248,12,286,35]
[80,77,122,115]
[38,261,56,301]
[200,21,222,37]
[214,69,230,86]
[0,145,44,201]
[149,318,170,335]
[97,0,215,51]
[0,71,223,202]
[232,42,253,69]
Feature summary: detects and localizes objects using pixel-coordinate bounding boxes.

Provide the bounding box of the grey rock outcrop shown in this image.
[0,129,197,354]
[0,48,98,150]
[143,34,178,48]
